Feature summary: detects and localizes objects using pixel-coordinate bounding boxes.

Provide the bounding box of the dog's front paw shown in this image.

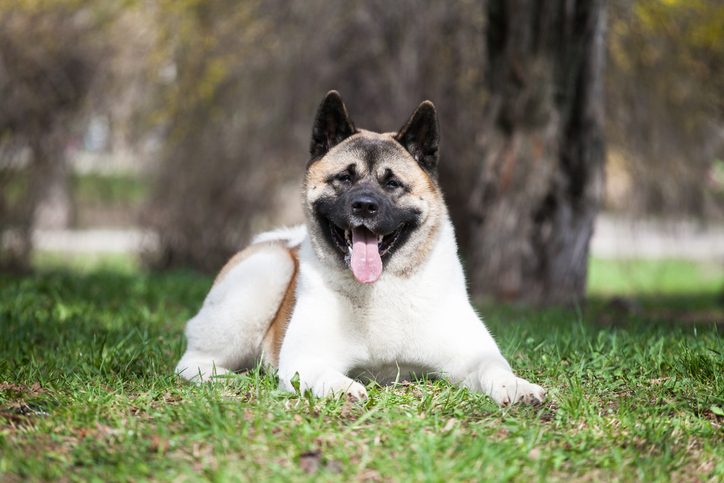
[314,375,368,401]
[342,381,369,402]
[481,369,545,406]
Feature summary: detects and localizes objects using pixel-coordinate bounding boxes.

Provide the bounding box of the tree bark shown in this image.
[32,134,73,231]
[468,0,606,305]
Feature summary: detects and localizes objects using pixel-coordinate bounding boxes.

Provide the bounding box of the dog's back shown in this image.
[175,226,305,380]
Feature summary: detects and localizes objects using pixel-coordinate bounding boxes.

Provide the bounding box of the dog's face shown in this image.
[304,91,446,283]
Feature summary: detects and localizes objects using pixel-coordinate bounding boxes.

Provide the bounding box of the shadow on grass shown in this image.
[587,292,723,330]
[479,290,723,331]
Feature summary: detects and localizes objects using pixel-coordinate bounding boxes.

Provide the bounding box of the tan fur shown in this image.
[306,131,440,199]
[261,247,298,368]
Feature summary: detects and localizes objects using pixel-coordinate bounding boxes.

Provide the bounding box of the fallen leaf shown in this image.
[442,418,457,432]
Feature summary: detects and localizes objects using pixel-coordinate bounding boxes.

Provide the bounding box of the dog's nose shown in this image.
[351,194,379,218]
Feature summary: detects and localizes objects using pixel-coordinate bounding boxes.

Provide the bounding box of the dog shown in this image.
[175,91,545,406]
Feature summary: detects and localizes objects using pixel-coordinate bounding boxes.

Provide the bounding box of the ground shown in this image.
[0,256,722,481]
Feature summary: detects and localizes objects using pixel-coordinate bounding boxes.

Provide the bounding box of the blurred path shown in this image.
[33,228,157,254]
[591,215,724,261]
[33,215,724,261]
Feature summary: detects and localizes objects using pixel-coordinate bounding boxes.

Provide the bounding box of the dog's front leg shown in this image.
[276,286,368,401]
[438,305,546,406]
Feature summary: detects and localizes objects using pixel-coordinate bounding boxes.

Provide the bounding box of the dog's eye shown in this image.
[385,179,402,190]
[336,173,353,184]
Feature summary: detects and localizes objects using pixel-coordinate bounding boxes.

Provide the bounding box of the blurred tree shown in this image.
[145,0,294,272]
[467,0,607,305]
[0,1,106,271]
[607,0,724,217]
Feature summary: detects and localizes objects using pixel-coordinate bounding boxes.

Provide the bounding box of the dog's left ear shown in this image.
[395,101,440,176]
[310,90,357,160]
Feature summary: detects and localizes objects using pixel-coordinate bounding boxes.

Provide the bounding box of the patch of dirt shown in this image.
[0,402,48,427]
[298,449,344,476]
[339,398,364,421]
[0,382,46,397]
[0,383,51,428]
[538,401,558,423]
[299,450,321,474]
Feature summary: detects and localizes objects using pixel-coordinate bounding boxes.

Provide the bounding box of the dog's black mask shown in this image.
[313,183,421,265]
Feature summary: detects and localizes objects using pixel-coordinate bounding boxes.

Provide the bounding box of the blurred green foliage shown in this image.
[72,174,148,206]
[612,0,723,114]
[607,0,724,215]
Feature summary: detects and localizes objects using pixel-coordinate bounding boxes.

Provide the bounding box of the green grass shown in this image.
[1,258,722,481]
[72,173,149,207]
[588,258,724,297]
[31,251,141,275]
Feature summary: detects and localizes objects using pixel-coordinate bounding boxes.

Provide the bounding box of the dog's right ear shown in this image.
[310,90,357,160]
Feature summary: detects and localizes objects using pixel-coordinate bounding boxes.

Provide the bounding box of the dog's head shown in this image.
[304,91,446,284]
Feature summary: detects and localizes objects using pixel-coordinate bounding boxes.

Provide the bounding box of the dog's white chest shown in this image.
[334,277,444,369]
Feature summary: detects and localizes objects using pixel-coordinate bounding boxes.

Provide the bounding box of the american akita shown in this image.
[175,91,545,405]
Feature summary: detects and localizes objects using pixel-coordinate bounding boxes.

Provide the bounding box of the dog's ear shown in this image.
[395,101,440,176]
[310,90,357,160]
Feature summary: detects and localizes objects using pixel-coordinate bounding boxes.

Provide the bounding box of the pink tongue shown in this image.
[350,227,382,284]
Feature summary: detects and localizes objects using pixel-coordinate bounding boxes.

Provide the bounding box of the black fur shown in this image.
[313,185,421,266]
[395,101,440,177]
[310,91,357,161]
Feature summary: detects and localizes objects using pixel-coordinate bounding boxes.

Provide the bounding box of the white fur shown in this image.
[175,243,294,381]
[176,220,545,405]
[252,225,307,248]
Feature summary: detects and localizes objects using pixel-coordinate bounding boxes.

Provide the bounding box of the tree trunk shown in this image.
[468,0,606,305]
[32,136,73,231]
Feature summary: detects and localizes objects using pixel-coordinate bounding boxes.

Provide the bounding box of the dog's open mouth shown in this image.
[328,221,405,284]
